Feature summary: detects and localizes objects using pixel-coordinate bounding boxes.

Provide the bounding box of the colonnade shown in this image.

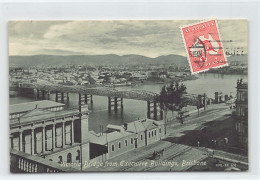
[10,119,75,155]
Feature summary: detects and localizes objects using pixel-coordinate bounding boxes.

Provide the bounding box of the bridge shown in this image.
[10,81,210,120]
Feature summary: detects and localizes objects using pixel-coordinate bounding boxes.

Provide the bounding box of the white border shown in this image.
[0,1,259,180]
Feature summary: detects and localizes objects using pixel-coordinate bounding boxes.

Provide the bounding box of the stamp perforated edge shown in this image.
[180,18,229,75]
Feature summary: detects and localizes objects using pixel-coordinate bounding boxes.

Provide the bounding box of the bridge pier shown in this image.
[55,91,69,104]
[108,97,123,113]
[47,90,51,100]
[147,101,163,120]
[78,93,88,113]
[36,89,40,100]
[35,89,50,100]
[83,94,93,104]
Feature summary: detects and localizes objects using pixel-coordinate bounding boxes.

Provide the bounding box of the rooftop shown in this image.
[10,108,79,126]
[88,131,133,145]
[126,118,164,133]
[10,100,65,114]
[88,118,165,145]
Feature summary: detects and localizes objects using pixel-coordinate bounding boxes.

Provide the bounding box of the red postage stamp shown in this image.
[181,19,228,74]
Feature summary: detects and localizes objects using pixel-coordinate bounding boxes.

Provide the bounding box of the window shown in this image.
[118,142,121,149]
[155,130,157,136]
[131,138,133,144]
[58,156,63,164]
[159,128,161,134]
[111,145,115,152]
[152,131,154,137]
[141,135,143,141]
[149,132,151,138]
[125,140,128,147]
[76,150,80,161]
[67,153,72,163]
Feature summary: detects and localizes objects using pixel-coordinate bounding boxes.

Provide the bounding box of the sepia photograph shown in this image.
[8,19,248,173]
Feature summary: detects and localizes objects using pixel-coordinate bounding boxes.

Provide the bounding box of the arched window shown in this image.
[118,142,121,149]
[76,150,80,161]
[149,132,151,138]
[152,131,154,137]
[141,135,143,140]
[155,130,157,136]
[111,144,115,152]
[67,153,72,163]
[131,138,133,144]
[125,140,128,147]
[58,156,63,164]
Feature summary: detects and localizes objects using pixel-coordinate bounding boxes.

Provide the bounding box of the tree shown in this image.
[157,82,187,134]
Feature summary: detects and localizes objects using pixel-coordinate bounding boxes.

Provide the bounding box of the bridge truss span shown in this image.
[12,81,211,120]
[19,82,159,101]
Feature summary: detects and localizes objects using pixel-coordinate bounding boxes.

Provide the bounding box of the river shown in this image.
[9,73,247,133]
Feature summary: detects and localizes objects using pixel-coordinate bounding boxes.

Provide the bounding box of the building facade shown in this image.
[10,100,165,171]
[9,100,90,171]
[87,118,165,163]
[235,79,248,148]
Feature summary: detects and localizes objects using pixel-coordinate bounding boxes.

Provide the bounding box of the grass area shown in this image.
[164,115,248,156]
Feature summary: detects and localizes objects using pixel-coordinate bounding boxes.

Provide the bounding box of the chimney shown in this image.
[124,123,128,130]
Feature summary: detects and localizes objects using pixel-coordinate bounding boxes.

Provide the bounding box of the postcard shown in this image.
[9,20,248,172]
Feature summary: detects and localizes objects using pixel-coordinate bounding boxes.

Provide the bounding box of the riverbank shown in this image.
[10,73,247,133]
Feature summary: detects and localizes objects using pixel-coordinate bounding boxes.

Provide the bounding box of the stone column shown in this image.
[42,126,46,153]
[62,122,66,147]
[52,124,56,151]
[71,120,74,145]
[31,129,35,155]
[19,131,23,152]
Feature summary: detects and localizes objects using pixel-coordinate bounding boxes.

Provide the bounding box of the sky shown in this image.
[8,20,247,58]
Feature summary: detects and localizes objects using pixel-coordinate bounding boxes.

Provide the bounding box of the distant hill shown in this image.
[226,54,248,65]
[9,54,188,67]
[9,54,247,67]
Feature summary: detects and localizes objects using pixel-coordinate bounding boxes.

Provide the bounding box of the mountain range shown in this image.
[9,54,247,67]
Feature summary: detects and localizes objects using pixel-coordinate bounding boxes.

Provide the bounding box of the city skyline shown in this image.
[9,20,247,58]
